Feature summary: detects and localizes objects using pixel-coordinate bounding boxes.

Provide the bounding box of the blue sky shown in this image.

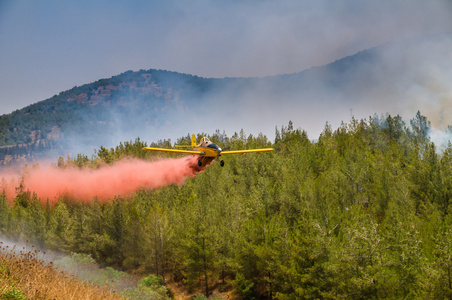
[0,0,451,115]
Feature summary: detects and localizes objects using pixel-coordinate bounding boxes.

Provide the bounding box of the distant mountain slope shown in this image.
[0,33,451,164]
[0,70,217,163]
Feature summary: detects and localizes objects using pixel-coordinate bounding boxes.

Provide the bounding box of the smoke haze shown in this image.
[0,1,451,158]
[1,1,451,115]
[193,33,452,141]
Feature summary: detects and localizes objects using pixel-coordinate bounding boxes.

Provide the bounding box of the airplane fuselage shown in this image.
[194,141,222,157]
[194,138,223,166]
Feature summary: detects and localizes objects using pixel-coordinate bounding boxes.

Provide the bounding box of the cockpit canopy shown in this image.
[200,137,222,151]
[199,137,212,147]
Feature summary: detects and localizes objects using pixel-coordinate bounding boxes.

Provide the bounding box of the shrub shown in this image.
[233,273,255,300]
[1,289,27,300]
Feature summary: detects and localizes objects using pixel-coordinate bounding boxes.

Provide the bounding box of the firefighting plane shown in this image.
[142,134,273,167]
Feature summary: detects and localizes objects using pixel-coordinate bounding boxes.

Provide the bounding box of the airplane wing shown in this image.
[142,147,204,155]
[221,148,274,155]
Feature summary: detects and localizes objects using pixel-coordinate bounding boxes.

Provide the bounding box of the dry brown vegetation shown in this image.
[0,243,121,300]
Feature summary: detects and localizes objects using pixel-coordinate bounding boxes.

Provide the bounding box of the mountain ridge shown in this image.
[1,33,451,164]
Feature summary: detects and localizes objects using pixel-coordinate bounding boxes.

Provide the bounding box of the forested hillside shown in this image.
[0,69,215,164]
[2,113,452,299]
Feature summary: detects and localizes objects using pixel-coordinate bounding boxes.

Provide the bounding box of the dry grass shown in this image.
[0,243,122,300]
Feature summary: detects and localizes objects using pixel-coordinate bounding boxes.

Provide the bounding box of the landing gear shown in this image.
[220,160,225,167]
[198,159,203,167]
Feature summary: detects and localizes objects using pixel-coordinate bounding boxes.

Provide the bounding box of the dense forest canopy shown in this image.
[2,113,452,299]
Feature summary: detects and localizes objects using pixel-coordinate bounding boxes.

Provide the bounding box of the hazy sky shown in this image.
[0,0,451,116]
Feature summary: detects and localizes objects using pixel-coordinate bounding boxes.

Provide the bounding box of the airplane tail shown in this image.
[191,134,197,148]
[174,134,197,149]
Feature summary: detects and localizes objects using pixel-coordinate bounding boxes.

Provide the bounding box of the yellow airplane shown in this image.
[142,134,273,167]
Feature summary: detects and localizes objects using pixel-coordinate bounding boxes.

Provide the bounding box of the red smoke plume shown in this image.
[0,156,205,204]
